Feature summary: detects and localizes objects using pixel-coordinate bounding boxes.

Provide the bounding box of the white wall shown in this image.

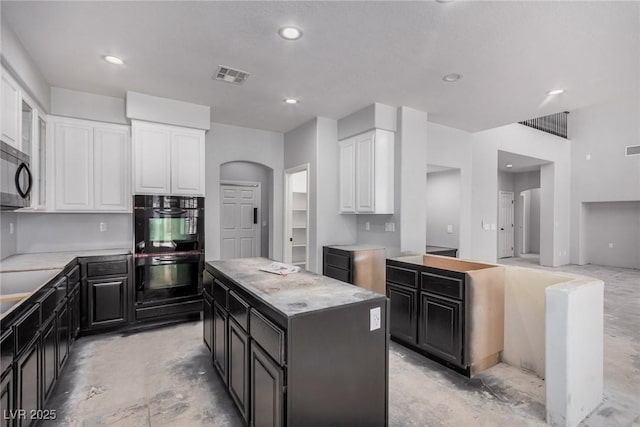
[220,161,272,258]
[570,97,640,265]
[0,18,50,111]
[51,87,127,124]
[16,213,131,253]
[529,189,541,253]
[425,122,473,258]
[206,122,284,261]
[471,125,571,266]
[0,212,18,259]
[426,169,460,249]
[584,201,640,269]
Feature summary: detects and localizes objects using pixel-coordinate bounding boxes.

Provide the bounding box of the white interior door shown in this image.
[498,191,515,258]
[220,184,260,259]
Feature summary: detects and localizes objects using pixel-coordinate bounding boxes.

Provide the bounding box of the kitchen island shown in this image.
[204,257,388,427]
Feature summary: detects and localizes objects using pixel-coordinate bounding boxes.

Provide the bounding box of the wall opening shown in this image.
[426,165,461,253]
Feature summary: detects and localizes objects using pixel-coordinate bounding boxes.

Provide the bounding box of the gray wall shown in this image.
[584,202,640,269]
[0,212,18,259]
[220,161,272,257]
[16,213,131,253]
[570,96,640,265]
[529,189,541,253]
[426,169,460,249]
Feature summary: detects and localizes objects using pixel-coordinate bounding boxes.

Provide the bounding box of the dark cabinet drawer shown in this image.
[324,265,351,283]
[14,304,40,358]
[250,309,285,366]
[386,266,418,288]
[229,291,249,332]
[38,287,57,324]
[324,248,351,270]
[421,272,463,300]
[67,264,80,285]
[87,259,128,277]
[213,279,229,309]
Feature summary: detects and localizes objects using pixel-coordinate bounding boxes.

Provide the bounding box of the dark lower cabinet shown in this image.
[418,293,462,365]
[1,368,13,427]
[228,319,249,422]
[87,278,127,328]
[15,338,39,427]
[250,342,283,427]
[203,292,213,353]
[56,303,69,371]
[70,285,81,341]
[387,283,418,344]
[41,318,57,403]
[212,303,228,385]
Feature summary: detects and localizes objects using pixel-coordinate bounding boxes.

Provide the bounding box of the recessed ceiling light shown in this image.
[506,164,513,168]
[547,89,566,96]
[443,73,462,82]
[284,98,299,105]
[104,55,125,65]
[278,27,303,40]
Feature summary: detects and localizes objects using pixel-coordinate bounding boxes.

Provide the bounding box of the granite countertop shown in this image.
[207,257,385,318]
[0,248,130,273]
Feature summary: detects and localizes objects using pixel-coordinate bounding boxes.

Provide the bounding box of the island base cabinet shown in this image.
[212,303,228,385]
[418,293,463,366]
[250,342,283,427]
[387,283,417,345]
[228,319,249,422]
[203,293,213,353]
[15,339,40,427]
[1,368,14,427]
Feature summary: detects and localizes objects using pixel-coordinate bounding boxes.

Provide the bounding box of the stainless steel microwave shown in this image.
[1,140,32,210]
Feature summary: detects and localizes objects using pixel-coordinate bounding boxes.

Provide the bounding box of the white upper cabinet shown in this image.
[1,69,20,149]
[339,129,394,214]
[53,117,131,212]
[94,126,131,210]
[132,122,171,194]
[132,121,205,196]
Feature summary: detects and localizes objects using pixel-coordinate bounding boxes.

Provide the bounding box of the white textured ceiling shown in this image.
[2,1,638,133]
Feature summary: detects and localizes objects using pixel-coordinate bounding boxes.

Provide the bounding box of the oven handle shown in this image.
[150,255,201,265]
[153,208,187,215]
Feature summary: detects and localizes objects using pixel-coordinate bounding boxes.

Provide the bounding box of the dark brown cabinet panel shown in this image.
[70,286,81,341]
[15,339,39,427]
[88,278,127,328]
[203,292,213,353]
[250,342,283,427]
[228,319,249,422]
[41,319,57,402]
[387,283,418,345]
[0,368,13,427]
[418,293,462,365]
[212,303,228,385]
[56,303,69,372]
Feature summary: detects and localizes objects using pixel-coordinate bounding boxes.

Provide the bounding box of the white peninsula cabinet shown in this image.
[132,121,205,196]
[339,129,394,214]
[53,117,131,211]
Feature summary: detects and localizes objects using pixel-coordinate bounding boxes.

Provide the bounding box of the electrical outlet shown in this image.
[99,222,107,232]
[365,221,370,231]
[9,223,14,235]
[608,243,614,249]
[447,224,453,234]
[384,222,395,232]
[370,307,381,331]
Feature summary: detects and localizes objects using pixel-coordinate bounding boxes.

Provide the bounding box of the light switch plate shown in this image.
[447,224,453,233]
[370,307,381,331]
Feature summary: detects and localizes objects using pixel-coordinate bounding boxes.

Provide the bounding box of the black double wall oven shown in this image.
[134,195,204,320]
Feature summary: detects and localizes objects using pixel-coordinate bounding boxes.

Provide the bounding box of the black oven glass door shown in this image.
[135,207,204,253]
[136,255,202,304]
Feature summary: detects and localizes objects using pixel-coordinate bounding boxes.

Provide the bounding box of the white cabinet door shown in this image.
[339,138,356,213]
[355,132,375,213]
[94,126,130,210]
[1,71,20,149]
[54,122,94,210]
[133,123,171,194]
[171,129,205,195]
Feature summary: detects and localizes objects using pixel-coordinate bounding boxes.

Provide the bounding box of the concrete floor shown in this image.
[43,260,639,427]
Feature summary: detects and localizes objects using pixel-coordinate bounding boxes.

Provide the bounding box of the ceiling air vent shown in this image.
[214,66,250,85]
[626,145,640,156]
